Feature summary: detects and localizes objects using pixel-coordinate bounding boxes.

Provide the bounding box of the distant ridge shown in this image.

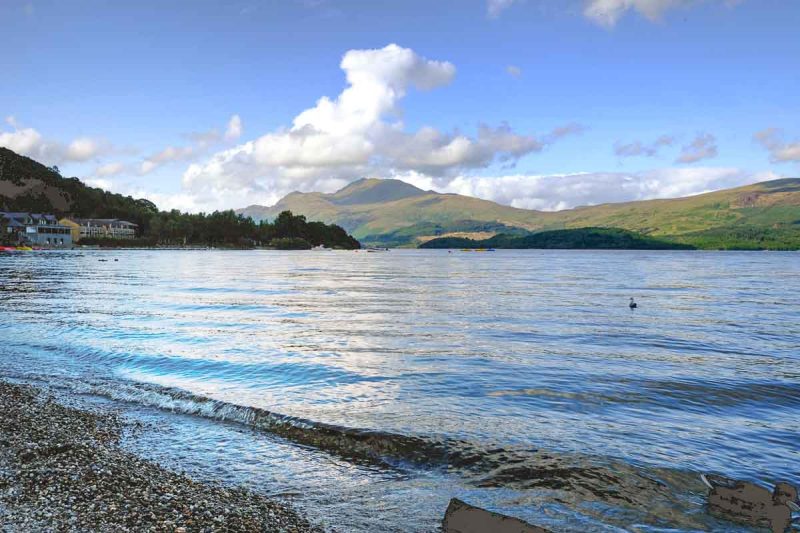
[237,176,800,249]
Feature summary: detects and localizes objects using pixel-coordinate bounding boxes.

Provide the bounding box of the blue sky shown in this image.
[1,0,798,211]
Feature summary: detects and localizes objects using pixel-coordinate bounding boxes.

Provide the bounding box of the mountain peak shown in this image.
[329,178,426,205]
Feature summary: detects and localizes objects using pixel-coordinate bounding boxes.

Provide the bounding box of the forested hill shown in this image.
[1,147,160,227]
[420,228,695,250]
[0,148,360,249]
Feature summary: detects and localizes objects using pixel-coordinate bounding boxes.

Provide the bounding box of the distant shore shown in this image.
[0,380,318,532]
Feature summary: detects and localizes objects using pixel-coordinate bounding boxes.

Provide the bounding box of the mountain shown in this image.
[238,178,544,245]
[237,177,800,249]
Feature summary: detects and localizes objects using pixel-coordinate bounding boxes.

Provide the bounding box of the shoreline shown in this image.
[0,380,319,532]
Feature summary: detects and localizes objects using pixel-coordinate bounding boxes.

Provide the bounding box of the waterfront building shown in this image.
[59,218,138,241]
[0,212,73,247]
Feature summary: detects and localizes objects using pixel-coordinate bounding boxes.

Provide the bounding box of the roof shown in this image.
[72,218,138,227]
[1,212,69,228]
[0,212,32,220]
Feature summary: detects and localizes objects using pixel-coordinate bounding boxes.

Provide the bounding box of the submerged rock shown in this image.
[442,498,551,533]
[703,474,798,533]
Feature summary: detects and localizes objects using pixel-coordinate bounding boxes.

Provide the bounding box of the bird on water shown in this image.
[629,297,638,309]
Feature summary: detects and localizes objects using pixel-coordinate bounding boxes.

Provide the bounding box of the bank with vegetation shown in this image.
[420,228,695,250]
[0,148,360,249]
[420,225,800,251]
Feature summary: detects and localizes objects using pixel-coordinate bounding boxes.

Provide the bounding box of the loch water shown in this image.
[1,249,798,532]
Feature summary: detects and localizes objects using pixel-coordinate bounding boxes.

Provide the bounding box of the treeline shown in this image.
[144,209,360,249]
[420,227,695,250]
[666,225,800,250]
[83,210,360,249]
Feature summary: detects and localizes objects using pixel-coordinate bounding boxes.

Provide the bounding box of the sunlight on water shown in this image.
[1,249,798,531]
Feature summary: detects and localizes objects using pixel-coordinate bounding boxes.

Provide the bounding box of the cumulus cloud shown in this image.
[0,126,43,156]
[615,135,674,157]
[676,133,718,163]
[754,128,800,163]
[65,137,105,161]
[396,167,777,211]
[488,0,517,18]
[0,117,107,165]
[182,44,570,209]
[584,0,745,28]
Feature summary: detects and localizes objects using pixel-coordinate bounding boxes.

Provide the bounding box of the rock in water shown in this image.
[442,498,551,533]
[703,474,795,533]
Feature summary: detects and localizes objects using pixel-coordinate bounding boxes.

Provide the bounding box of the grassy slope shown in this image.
[238,177,800,248]
[544,179,800,236]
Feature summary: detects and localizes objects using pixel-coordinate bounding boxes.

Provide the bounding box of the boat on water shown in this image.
[311,245,332,251]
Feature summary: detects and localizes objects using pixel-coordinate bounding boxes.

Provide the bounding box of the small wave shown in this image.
[25,374,710,528]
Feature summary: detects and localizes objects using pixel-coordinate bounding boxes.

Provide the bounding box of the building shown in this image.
[59,218,138,241]
[0,212,73,247]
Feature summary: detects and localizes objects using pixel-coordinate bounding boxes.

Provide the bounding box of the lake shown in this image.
[1,249,798,531]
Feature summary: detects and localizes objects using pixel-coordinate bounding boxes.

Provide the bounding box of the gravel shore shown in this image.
[0,380,320,532]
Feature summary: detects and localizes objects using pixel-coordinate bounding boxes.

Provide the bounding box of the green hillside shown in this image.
[421,228,694,250]
[0,147,159,227]
[237,177,800,249]
[0,148,359,249]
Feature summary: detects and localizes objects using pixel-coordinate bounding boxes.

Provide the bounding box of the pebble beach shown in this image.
[0,380,319,532]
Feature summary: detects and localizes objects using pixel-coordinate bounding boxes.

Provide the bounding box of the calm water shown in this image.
[1,249,798,531]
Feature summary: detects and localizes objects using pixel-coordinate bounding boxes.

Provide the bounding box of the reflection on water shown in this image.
[1,249,798,531]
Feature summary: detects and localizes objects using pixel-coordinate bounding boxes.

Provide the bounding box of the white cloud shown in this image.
[181,44,568,210]
[506,65,522,78]
[225,114,243,141]
[488,0,517,18]
[84,178,113,190]
[139,115,246,174]
[615,135,674,157]
[0,126,43,156]
[584,0,745,28]
[0,119,107,165]
[396,167,778,211]
[66,137,104,161]
[94,162,126,177]
[676,133,717,163]
[140,145,195,174]
[754,128,800,163]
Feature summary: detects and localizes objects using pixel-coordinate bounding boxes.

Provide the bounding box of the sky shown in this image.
[1,0,799,212]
